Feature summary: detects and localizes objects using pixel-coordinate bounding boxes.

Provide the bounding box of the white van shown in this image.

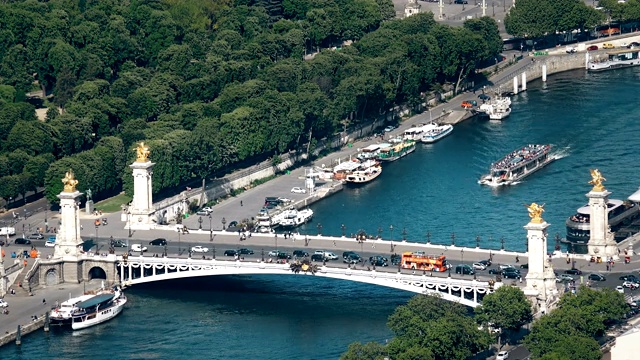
[0,227,16,236]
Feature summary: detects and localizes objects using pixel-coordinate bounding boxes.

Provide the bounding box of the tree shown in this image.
[475,286,533,331]
[505,0,603,38]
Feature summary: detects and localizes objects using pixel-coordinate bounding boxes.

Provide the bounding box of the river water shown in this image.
[2,68,640,359]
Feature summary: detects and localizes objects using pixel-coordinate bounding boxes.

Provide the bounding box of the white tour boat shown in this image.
[356,144,382,161]
[71,287,127,330]
[50,294,96,326]
[402,123,437,141]
[478,144,557,186]
[421,124,453,143]
[345,159,382,184]
[480,96,511,120]
[588,48,640,71]
[278,208,314,228]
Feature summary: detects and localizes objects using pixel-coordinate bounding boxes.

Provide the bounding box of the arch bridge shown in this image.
[118,257,501,308]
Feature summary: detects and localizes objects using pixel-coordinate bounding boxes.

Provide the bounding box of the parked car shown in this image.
[390,254,401,265]
[276,252,292,260]
[369,255,388,267]
[461,101,474,109]
[224,250,238,256]
[384,125,396,132]
[238,248,254,255]
[478,259,492,267]
[149,238,167,246]
[28,233,44,240]
[112,239,127,247]
[343,254,361,264]
[519,263,529,269]
[454,0,468,3]
[565,46,577,53]
[488,268,501,275]
[478,94,491,101]
[291,187,306,194]
[342,251,361,260]
[602,43,615,49]
[131,244,148,252]
[502,270,521,279]
[627,42,640,48]
[0,299,8,308]
[268,250,280,257]
[472,262,487,270]
[324,252,339,260]
[293,250,309,258]
[496,350,509,360]
[620,274,639,282]
[14,238,31,245]
[565,268,583,275]
[499,264,515,270]
[616,286,625,294]
[623,281,640,289]
[191,245,209,253]
[587,45,599,51]
[45,237,56,247]
[455,264,475,275]
[311,254,326,262]
[588,273,606,281]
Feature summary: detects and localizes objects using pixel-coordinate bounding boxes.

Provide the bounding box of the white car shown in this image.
[0,299,8,308]
[499,264,515,270]
[45,238,56,247]
[616,285,625,294]
[191,246,209,253]
[384,125,395,132]
[291,187,306,194]
[268,250,280,257]
[472,262,487,270]
[565,46,576,53]
[131,244,148,252]
[623,281,640,289]
[496,351,509,360]
[324,252,338,260]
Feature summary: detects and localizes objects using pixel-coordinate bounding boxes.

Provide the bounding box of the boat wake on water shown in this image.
[550,145,571,160]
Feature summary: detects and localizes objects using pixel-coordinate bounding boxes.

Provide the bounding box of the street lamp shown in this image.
[212,247,216,259]
[461,248,465,268]
[261,249,265,262]
[555,233,561,252]
[221,217,226,230]
[402,227,407,242]
[177,228,182,254]
[95,223,99,241]
[209,214,213,241]
[208,214,212,231]
[426,231,431,244]
[500,236,505,251]
[341,224,346,237]
[377,226,383,239]
[476,235,480,248]
[450,232,455,246]
[198,216,203,230]
[44,202,49,233]
[389,225,394,241]
[275,233,278,251]
[317,223,322,236]
[127,210,132,238]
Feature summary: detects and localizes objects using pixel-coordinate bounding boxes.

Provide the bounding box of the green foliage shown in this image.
[475,285,533,331]
[505,0,604,38]
[340,342,388,360]
[524,286,625,359]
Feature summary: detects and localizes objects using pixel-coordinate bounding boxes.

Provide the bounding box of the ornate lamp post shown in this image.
[209,214,213,241]
[389,225,394,241]
[163,244,167,257]
[426,231,431,245]
[461,248,465,268]
[377,226,383,239]
[476,235,480,248]
[212,247,216,259]
[95,223,99,241]
[198,216,203,230]
[554,233,561,252]
[275,233,278,251]
[402,227,407,242]
[450,232,455,246]
[500,236,505,251]
[177,227,182,254]
[317,223,322,236]
[341,224,346,237]
[221,217,226,230]
[127,210,132,238]
[44,202,49,233]
[261,249,265,262]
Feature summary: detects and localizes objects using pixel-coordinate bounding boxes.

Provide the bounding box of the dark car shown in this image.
[565,268,583,275]
[112,239,127,247]
[342,251,360,260]
[455,264,475,275]
[311,254,326,262]
[390,254,401,265]
[28,233,44,240]
[488,268,501,274]
[224,250,238,256]
[478,94,491,101]
[620,274,639,282]
[14,238,31,245]
[369,256,388,267]
[520,263,528,269]
[293,250,309,258]
[479,259,492,267]
[502,269,521,279]
[276,252,291,260]
[588,273,606,281]
[500,91,515,98]
[238,248,254,255]
[454,0,468,3]
[149,238,167,246]
[343,254,361,264]
[627,42,640,49]
[587,45,599,51]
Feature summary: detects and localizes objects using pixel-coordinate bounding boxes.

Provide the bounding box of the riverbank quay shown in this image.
[0,281,89,348]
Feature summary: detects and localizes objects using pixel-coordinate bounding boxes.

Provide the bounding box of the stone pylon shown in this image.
[523,203,558,316]
[586,169,618,260]
[54,170,84,260]
[0,243,6,296]
[126,142,156,230]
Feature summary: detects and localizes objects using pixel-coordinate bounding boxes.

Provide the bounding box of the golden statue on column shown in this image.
[526,202,545,224]
[589,169,606,192]
[135,142,151,162]
[61,170,79,192]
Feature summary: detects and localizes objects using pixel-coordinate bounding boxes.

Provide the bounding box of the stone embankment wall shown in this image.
[0,317,45,347]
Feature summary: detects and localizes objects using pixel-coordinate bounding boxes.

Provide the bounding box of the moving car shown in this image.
[565,46,577,53]
[472,262,486,270]
[502,269,521,279]
[369,255,388,267]
[0,299,8,308]
[291,187,306,194]
[587,45,599,51]
[191,245,209,253]
[478,259,492,267]
[311,254,326,262]
[343,254,361,264]
[461,101,474,109]
[602,43,615,49]
[623,281,640,289]
[149,238,168,246]
[620,274,639,282]
[28,233,44,240]
[224,250,238,256]
[131,244,148,252]
[293,250,309,258]
[276,251,292,260]
[14,238,31,245]
[499,264,515,270]
[627,42,640,48]
[45,237,56,247]
[238,248,254,255]
[384,125,396,132]
[616,286,625,294]
[478,94,491,101]
[455,264,474,275]
[564,268,582,275]
[268,250,280,257]
[496,350,509,360]
[556,274,573,282]
[342,251,360,260]
[112,239,127,247]
[454,0,468,3]
[197,207,213,215]
[323,252,338,260]
[588,273,606,281]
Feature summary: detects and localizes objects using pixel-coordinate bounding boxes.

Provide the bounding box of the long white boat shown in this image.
[345,159,382,184]
[279,208,314,229]
[565,196,640,245]
[50,294,96,326]
[402,123,436,141]
[421,124,453,143]
[480,96,511,120]
[588,48,640,72]
[478,144,556,186]
[71,287,127,330]
[356,144,382,161]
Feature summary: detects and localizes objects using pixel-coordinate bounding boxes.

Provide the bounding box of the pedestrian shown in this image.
[240,200,243,207]
[515,255,520,263]
[42,298,46,305]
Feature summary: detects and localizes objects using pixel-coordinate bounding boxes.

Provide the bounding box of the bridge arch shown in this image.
[88,266,107,280]
[119,258,499,307]
[45,268,58,286]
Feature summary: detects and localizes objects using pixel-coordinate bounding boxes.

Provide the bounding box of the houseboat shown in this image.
[421,124,453,143]
[588,48,640,71]
[478,144,556,186]
[377,138,416,162]
[345,159,382,184]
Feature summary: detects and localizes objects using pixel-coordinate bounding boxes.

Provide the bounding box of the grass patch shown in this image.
[94,193,131,213]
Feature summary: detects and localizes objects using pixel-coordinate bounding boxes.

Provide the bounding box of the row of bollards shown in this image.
[512,61,550,96]
[14,311,50,345]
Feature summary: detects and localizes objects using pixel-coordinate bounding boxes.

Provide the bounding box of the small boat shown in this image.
[588,48,640,72]
[71,287,127,330]
[479,96,512,120]
[345,160,382,184]
[478,144,556,186]
[279,208,314,228]
[356,144,382,161]
[402,123,436,141]
[377,138,416,162]
[50,294,96,326]
[421,124,453,143]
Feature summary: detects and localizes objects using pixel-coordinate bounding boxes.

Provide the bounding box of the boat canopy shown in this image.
[362,144,381,152]
[629,188,640,203]
[76,293,114,309]
[577,199,624,215]
[333,161,361,172]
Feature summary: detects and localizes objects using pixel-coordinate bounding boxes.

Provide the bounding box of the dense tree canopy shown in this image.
[0,0,502,206]
[599,0,640,22]
[505,0,603,38]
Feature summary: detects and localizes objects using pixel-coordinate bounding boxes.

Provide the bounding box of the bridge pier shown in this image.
[513,76,518,95]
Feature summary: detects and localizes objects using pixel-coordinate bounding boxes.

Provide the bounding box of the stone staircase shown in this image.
[9,260,34,297]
